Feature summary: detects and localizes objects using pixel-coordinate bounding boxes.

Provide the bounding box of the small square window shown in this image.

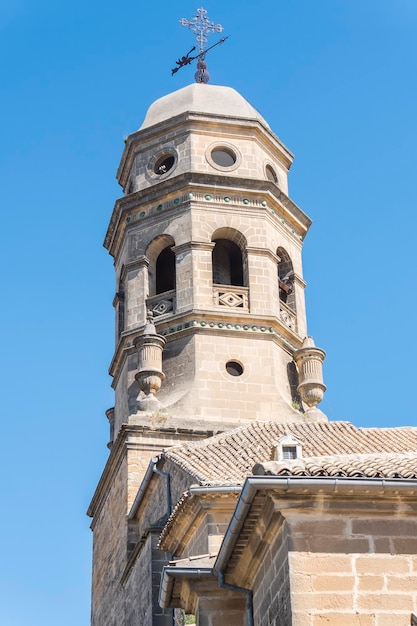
[282,446,297,460]
[276,434,303,461]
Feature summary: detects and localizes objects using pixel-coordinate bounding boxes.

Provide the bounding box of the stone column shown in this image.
[247,247,280,317]
[173,241,214,312]
[125,256,149,331]
[293,274,307,338]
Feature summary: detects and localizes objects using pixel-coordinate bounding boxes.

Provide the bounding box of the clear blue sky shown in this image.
[1,1,416,624]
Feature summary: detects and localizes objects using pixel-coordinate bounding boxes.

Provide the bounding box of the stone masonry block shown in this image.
[357,593,413,612]
[312,615,375,626]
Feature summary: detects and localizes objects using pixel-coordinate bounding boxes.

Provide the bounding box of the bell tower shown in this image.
[89,14,326,625]
[104,81,326,447]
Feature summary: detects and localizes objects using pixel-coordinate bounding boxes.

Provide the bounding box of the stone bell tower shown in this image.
[102,86,322,456]
[89,18,326,622]
[89,82,326,623]
[102,80,327,463]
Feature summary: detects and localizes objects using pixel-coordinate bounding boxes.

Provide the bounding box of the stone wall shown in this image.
[196,597,245,626]
[122,460,195,625]
[224,490,417,626]
[158,332,300,424]
[290,552,417,626]
[181,511,232,559]
[253,520,292,626]
[91,455,129,626]
[124,533,173,626]
[268,495,417,625]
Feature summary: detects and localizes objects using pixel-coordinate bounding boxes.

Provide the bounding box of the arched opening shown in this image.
[211,229,249,310]
[212,239,244,286]
[266,164,278,184]
[156,246,175,294]
[211,228,247,287]
[277,247,296,312]
[146,235,176,318]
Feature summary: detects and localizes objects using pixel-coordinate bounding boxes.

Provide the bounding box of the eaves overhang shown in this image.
[158,485,242,555]
[214,475,417,574]
[159,566,215,609]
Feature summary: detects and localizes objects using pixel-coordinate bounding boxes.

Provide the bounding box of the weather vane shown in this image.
[171,7,229,84]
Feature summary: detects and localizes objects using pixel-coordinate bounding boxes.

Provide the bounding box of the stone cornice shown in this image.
[104,172,311,258]
[108,312,303,382]
[87,423,217,523]
[246,247,279,263]
[172,241,215,255]
[112,292,124,308]
[156,312,302,350]
[293,273,307,289]
[122,256,149,277]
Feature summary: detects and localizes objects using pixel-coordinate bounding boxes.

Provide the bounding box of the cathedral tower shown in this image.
[89,77,326,625]
[105,82,325,443]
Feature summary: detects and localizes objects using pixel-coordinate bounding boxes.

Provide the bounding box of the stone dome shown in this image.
[139,83,270,130]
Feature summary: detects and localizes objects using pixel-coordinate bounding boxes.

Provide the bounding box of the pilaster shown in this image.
[125,256,150,330]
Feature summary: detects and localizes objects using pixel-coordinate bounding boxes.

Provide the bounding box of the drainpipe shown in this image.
[153,465,172,517]
[218,571,254,626]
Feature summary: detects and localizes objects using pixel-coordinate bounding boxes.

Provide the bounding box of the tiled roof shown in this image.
[253,452,417,479]
[164,420,417,485]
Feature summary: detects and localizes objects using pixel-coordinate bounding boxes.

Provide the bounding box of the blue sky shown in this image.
[1,1,416,624]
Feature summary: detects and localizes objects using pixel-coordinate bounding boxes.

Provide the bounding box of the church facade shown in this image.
[88,81,417,626]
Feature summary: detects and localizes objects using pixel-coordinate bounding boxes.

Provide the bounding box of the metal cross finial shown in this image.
[175,8,227,83]
[179,7,224,55]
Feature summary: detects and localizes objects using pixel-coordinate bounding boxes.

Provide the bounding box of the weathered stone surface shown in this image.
[89,78,417,626]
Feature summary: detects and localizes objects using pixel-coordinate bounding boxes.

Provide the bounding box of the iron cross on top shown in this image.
[173,8,228,83]
[179,7,224,55]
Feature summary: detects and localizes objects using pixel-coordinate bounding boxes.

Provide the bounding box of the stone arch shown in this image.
[146,234,176,297]
[277,247,296,312]
[211,228,248,287]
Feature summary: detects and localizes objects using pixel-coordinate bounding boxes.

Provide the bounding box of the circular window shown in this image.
[266,165,278,183]
[154,154,175,176]
[206,142,241,172]
[211,147,236,168]
[226,361,244,377]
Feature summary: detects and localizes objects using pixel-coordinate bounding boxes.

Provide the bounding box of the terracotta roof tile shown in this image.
[164,420,417,485]
[254,452,417,479]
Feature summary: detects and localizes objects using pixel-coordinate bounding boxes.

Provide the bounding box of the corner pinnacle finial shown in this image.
[171,8,229,83]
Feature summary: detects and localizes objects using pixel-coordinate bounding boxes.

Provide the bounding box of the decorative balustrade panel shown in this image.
[279,301,297,331]
[213,285,249,310]
[146,290,176,318]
